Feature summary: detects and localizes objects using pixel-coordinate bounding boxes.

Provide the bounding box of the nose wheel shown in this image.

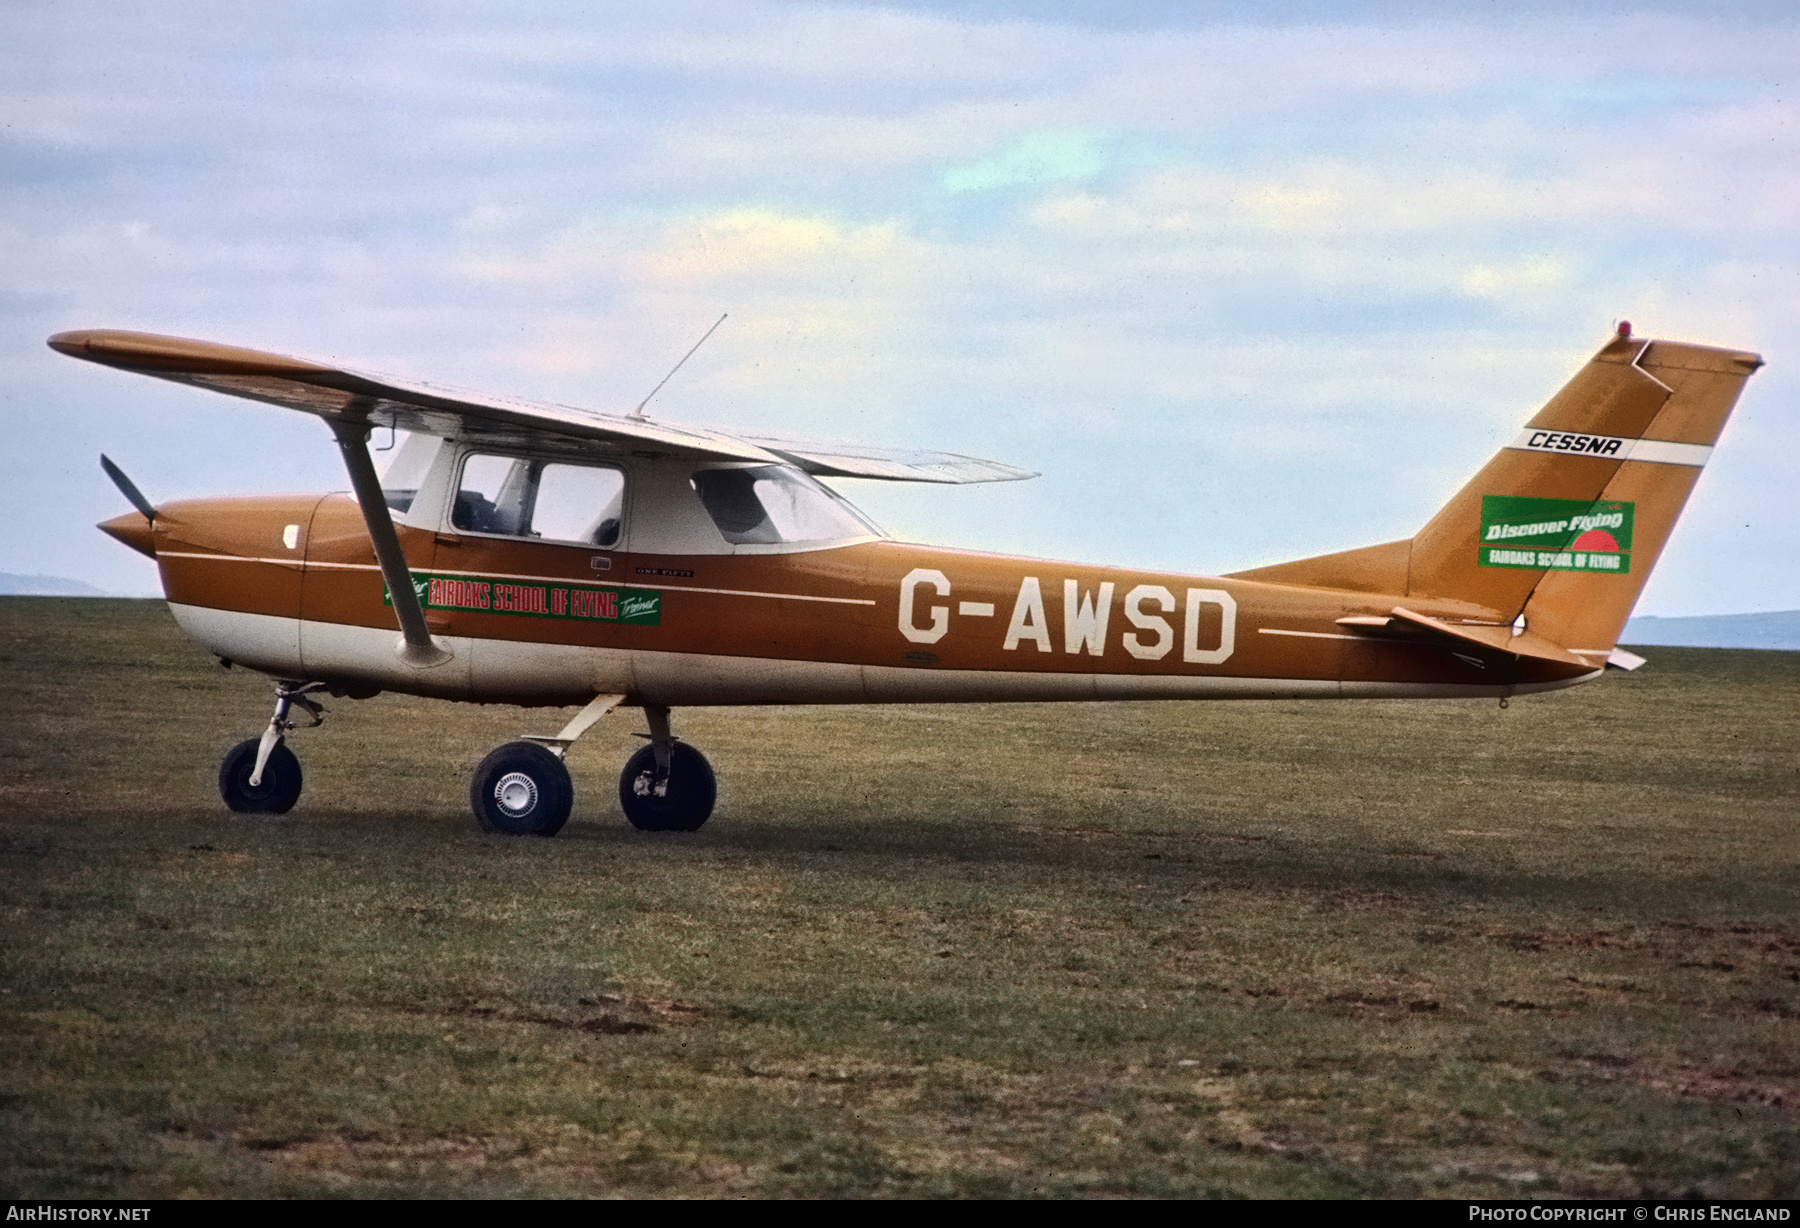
[219,680,326,814]
[219,738,303,814]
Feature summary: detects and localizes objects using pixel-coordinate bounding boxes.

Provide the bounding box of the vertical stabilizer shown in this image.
[1407,331,1761,652]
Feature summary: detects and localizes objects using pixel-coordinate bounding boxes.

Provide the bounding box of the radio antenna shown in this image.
[629,313,727,420]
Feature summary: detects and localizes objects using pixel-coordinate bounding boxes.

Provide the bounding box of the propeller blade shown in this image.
[100,454,156,524]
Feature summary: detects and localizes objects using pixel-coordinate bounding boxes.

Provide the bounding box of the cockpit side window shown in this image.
[691,465,881,545]
[452,453,624,547]
[534,464,625,545]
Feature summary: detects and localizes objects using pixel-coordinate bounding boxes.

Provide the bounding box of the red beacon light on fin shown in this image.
[1616,320,1632,338]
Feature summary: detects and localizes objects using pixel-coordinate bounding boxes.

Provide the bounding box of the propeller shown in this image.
[100,454,156,524]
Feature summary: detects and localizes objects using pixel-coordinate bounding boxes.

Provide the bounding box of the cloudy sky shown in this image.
[6,0,1795,614]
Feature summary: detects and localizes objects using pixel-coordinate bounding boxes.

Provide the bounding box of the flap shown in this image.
[746,435,1037,484]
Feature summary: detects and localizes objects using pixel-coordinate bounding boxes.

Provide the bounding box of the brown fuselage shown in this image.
[118,491,1593,710]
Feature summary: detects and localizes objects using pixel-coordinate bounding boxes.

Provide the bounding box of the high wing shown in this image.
[47,329,1033,483]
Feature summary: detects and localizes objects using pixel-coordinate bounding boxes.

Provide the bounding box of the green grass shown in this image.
[1,596,1796,1198]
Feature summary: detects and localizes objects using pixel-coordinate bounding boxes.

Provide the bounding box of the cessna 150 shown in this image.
[53,324,1761,836]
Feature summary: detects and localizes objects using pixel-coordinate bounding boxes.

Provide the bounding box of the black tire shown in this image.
[470,741,573,837]
[219,738,303,815]
[618,742,716,832]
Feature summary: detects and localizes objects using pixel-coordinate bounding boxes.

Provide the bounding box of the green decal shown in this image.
[618,592,661,624]
[383,573,661,625]
[1478,495,1633,574]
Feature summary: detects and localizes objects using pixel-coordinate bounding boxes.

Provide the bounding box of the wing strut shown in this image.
[328,420,452,667]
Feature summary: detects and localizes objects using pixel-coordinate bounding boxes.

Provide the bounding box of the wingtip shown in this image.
[47,330,93,357]
[45,328,336,377]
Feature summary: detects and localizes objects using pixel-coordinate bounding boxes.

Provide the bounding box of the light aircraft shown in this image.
[54,324,1761,835]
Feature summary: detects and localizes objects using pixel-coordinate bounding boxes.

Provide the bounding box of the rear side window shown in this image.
[453,454,624,547]
[691,465,880,545]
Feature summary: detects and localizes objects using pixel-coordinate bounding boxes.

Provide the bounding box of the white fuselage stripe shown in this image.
[156,553,875,606]
[619,583,875,606]
[167,603,1602,707]
[1258,628,1362,641]
[160,551,304,566]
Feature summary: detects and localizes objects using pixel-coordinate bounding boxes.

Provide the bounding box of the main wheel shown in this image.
[618,743,716,832]
[470,741,573,837]
[219,738,303,815]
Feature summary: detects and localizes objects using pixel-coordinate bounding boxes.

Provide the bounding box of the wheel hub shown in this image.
[494,771,539,816]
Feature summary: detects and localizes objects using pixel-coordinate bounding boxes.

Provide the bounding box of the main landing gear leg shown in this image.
[219,681,326,814]
[619,704,717,833]
[466,695,717,837]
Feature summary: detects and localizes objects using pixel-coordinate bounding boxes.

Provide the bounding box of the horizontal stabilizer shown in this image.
[1336,606,1596,669]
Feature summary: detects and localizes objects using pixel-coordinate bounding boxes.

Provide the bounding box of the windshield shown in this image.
[691,465,882,545]
[376,431,439,513]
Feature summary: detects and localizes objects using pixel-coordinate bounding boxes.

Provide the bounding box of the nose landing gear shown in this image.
[219,739,303,814]
[219,681,327,814]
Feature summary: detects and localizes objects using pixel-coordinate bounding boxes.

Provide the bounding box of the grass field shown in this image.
[1,597,1796,1198]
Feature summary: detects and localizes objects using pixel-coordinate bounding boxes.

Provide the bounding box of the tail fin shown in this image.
[1232,329,1763,653]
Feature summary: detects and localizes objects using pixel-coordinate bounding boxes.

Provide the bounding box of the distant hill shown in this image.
[0,573,109,597]
[1622,610,1800,651]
